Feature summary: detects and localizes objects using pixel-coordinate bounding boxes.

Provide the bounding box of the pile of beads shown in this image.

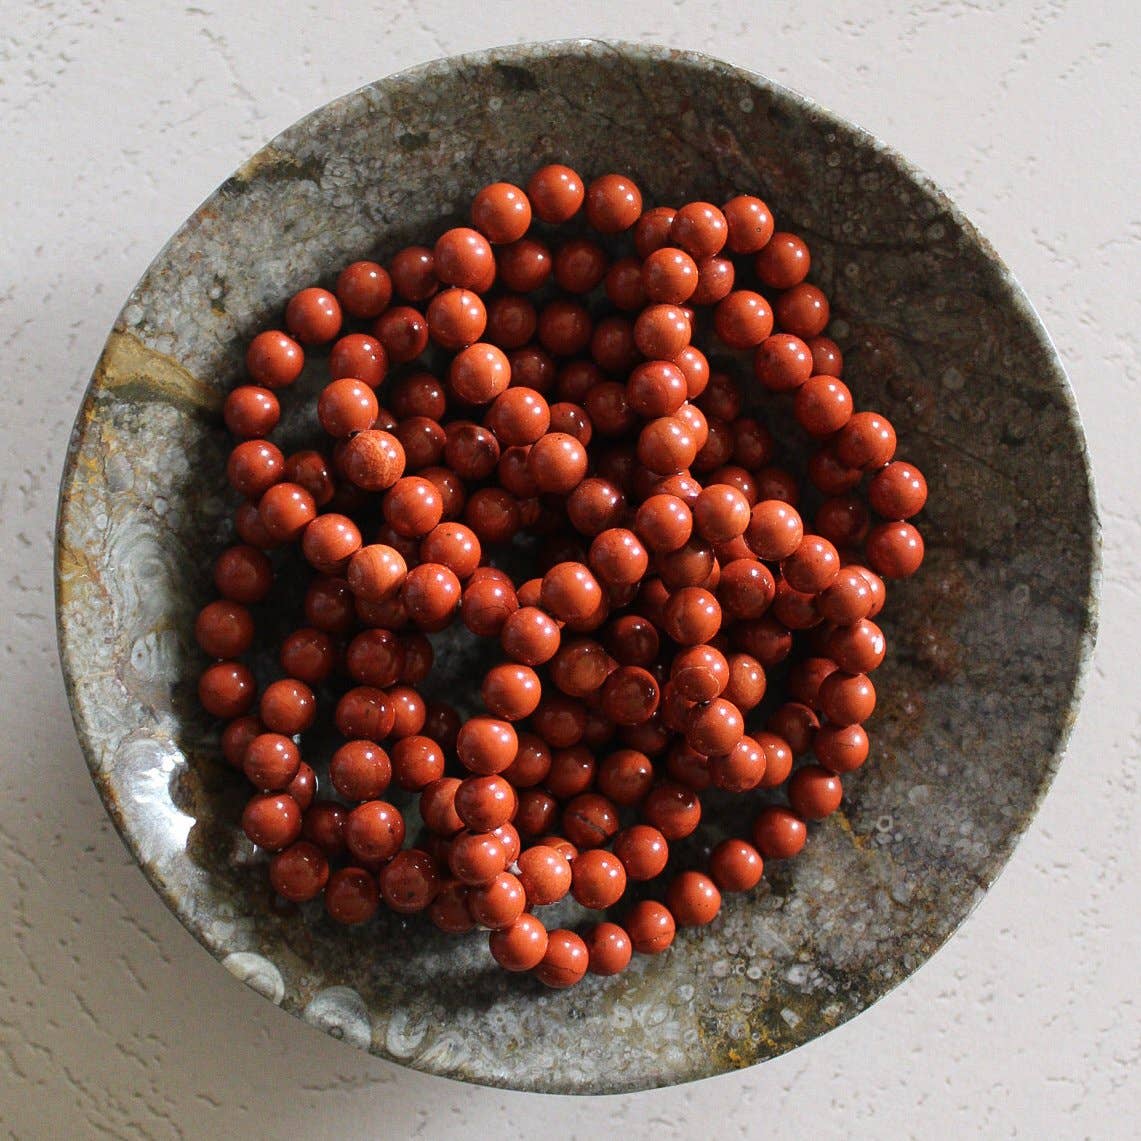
[197,164,927,986]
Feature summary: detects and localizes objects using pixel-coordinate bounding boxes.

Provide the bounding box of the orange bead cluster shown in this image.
[197,164,927,987]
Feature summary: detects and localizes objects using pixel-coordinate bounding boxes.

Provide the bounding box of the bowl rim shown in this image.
[54,36,1101,1091]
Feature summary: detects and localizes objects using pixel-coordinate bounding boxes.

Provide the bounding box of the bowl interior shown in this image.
[56,41,1097,1094]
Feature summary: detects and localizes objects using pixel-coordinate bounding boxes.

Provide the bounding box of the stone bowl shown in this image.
[55,40,1098,1094]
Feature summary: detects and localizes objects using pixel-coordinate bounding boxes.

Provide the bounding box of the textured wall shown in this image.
[1,1,1137,1137]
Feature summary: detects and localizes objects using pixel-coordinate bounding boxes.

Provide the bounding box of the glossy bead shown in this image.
[601,615,659,669]
[455,774,517,834]
[585,528,646,589]
[344,799,405,863]
[534,929,589,988]
[516,844,572,906]
[708,734,767,792]
[633,205,677,257]
[631,494,690,556]
[781,535,840,594]
[324,866,381,925]
[223,385,280,440]
[221,715,262,769]
[486,293,539,351]
[339,429,405,492]
[497,238,553,294]
[445,420,501,480]
[561,792,619,849]
[424,286,486,350]
[456,718,518,776]
[246,330,304,388]
[670,201,728,258]
[483,387,548,448]
[515,789,557,836]
[450,342,511,404]
[709,838,764,892]
[489,914,549,972]
[392,734,444,789]
[448,830,509,886]
[633,304,691,360]
[420,777,465,837]
[198,660,256,719]
[866,521,925,578]
[670,653,728,716]
[389,246,438,302]
[538,299,592,357]
[374,305,429,363]
[227,439,284,499]
[663,587,721,646]
[753,333,813,392]
[528,432,588,494]
[379,849,441,914]
[400,563,461,631]
[300,513,361,575]
[387,686,427,739]
[527,163,584,223]
[243,733,301,791]
[835,412,897,471]
[463,487,522,545]
[540,562,601,624]
[816,568,874,625]
[748,731,790,789]
[256,482,314,544]
[818,670,876,726]
[471,182,532,244]
[285,287,342,345]
[462,574,520,637]
[609,824,667,883]
[754,232,810,289]
[753,805,807,859]
[626,900,676,954]
[554,237,609,295]
[641,781,701,840]
[195,600,254,660]
[334,686,394,741]
[329,333,388,389]
[717,558,776,621]
[269,841,329,902]
[715,290,773,349]
[335,259,392,319]
[588,750,650,810]
[434,227,496,292]
[303,574,354,633]
[480,662,540,721]
[789,764,845,821]
[642,246,698,304]
[806,335,843,377]
[774,282,830,338]
[690,254,736,305]
[242,792,302,851]
[667,870,721,927]
[584,173,642,233]
[586,922,633,976]
[544,742,595,795]
[795,375,853,436]
[498,733,551,790]
[383,476,444,538]
[766,701,819,757]
[568,848,625,910]
[722,194,774,253]
[602,255,647,312]
[547,638,614,700]
[686,697,744,756]
[746,500,804,562]
[827,618,886,674]
[599,666,659,727]
[694,484,751,544]
[869,461,928,519]
[814,723,870,773]
[468,871,526,929]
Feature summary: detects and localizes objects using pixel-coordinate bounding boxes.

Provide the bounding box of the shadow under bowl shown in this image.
[55,40,1098,1094]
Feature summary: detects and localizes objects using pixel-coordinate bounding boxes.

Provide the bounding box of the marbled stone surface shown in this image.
[55,41,1097,1095]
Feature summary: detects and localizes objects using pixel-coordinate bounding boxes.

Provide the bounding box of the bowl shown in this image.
[55,40,1098,1093]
